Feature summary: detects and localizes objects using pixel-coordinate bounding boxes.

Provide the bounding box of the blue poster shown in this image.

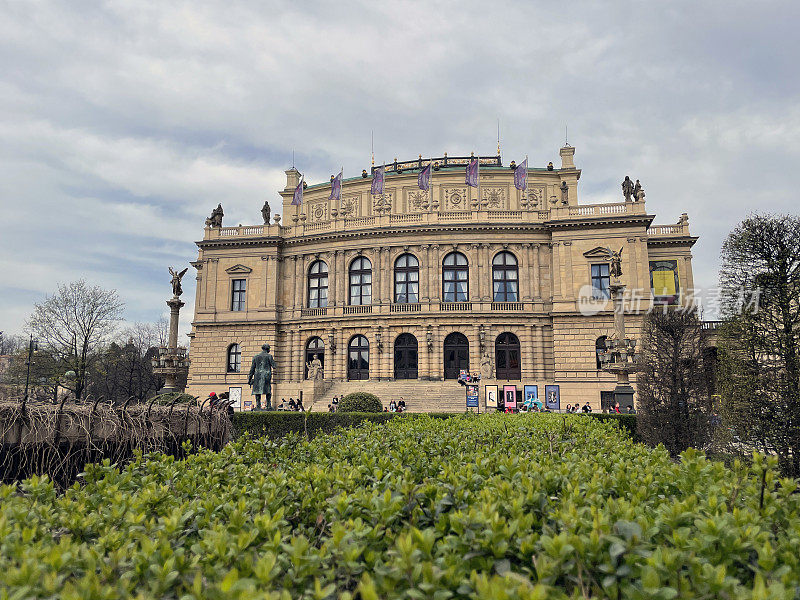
[466,384,479,408]
[523,385,539,409]
[545,385,560,411]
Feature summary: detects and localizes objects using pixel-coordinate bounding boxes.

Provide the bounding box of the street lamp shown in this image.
[23,335,38,402]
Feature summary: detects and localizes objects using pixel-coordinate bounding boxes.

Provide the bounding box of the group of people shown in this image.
[327,396,340,413]
[385,399,407,413]
[206,391,234,418]
[276,398,305,411]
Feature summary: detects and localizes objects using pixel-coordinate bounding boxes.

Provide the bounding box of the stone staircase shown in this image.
[310,380,473,413]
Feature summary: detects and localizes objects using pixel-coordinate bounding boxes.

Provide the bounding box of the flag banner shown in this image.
[329,169,343,201]
[418,161,432,191]
[514,157,528,191]
[371,164,385,195]
[465,157,479,187]
[291,178,303,206]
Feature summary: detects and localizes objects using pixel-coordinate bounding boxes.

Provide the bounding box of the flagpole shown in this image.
[477,153,481,210]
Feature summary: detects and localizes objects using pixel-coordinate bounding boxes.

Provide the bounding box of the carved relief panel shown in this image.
[443,187,468,211]
[406,188,431,212]
[522,186,546,208]
[308,201,329,222]
[371,190,394,215]
[339,194,360,218]
[481,187,507,209]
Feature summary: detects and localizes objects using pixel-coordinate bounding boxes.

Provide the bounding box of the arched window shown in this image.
[308,260,329,308]
[394,254,420,303]
[348,335,369,380]
[305,337,324,378]
[495,332,521,380]
[394,333,418,379]
[349,257,372,305]
[442,252,468,302]
[492,252,519,302]
[227,343,241,373]
[443,332,469,379]
[595,336,608,370]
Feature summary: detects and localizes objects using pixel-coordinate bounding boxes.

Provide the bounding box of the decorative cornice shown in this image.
[225,264,252,274]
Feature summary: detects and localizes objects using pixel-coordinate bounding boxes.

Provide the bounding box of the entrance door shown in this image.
[443,332,469,379]
[348,335,369,380]
[394,333,418,379]
[495,332,521,380]
[600,391,614,412]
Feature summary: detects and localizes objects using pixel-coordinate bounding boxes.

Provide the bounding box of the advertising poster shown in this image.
[466,384,479,408]
[523,385,539,409]
[243,400,253,411]
[545,385,560,411]
[503,385,517,409]
[228,386,242,409]
[485,385,498,409]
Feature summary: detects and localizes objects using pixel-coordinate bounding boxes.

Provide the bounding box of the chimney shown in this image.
[285,167,301,190]
[559,146,575,169]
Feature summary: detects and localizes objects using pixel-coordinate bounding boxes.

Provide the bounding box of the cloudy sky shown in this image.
[2,0,798,338]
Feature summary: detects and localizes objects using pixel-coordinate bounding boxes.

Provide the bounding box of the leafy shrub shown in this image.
[587,413,638,440]
[338,391,382,413]
[232,410,397,439]
[2,414,799,599]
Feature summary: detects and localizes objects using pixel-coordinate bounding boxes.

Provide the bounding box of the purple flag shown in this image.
[514,157,528,191]
[291,178,303,206]
[371,164,385,195]
[465,157,478,187]
[329,169,342,201]
[418,161,432,191]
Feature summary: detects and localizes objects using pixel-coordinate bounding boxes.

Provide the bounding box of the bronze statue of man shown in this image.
[261,201,271,224]
[248,343,276,410]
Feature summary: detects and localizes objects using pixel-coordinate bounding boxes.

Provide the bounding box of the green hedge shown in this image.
[339,392,382,413]
[231,411,455,440]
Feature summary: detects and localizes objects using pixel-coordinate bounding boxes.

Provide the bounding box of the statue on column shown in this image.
[168,267,188,297]
[560,181,569,205]
[622,176,634,202]
[633,180,645,202]
[606,247,624,279]
[261,201,271,224]
[248,343,276,410]
[205,204,224,227]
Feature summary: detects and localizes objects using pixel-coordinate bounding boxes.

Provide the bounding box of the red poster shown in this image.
[503,385,517,409]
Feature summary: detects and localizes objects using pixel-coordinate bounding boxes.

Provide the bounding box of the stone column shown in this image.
[292,256,301,310]
[432,325,441,380]
[372,247,381,305]
[329,250,338,307]
[551,242,562,300]
[288,329,295,383]
[535,244,545,301]
[684,254,694,294]
[208,258,219,312]
[337,250,347,308]
[563,241,574,300]
[521,244,532,300]
[626,237,639,291]
[294,329,304,382]
[469,244,480,302]
[430,245,440,302]
[193,262,204,311]
[381,247,391,303]
[482,244,491,301]
[477,243,486,301]
[338,328,347,380]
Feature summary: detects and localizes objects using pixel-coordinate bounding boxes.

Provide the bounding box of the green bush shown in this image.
[4,414,798,598]
[587,413,638,440]
[338,391,382,413]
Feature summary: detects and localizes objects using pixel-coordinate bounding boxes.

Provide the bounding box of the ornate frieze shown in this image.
[339,195,359,218]
[481,187,506,209]
[443,187,468,211]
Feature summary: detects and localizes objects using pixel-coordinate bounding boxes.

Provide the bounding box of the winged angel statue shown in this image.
[169,267,188,297]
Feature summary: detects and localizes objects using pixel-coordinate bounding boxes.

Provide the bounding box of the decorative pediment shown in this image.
[583,246,613,259]
[225,264,252,274]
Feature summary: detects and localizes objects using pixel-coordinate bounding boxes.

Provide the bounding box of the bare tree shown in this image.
[0,332,26,355]
[26,280,124,400]
[718,214,800,477]
[636,308,713,456]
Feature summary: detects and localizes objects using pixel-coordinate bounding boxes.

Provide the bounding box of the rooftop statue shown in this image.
[261,201,271,224]
[633,180,645,202]
[205,204,224,228]
[622,176,634,202]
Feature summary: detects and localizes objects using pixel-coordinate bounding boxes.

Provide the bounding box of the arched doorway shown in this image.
[347,335,369,380]
[394,333,418,379]
[443,332,469,379]
[495,332,521,380]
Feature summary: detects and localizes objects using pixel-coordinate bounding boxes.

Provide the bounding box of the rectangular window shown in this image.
[650,260,679,304]
[590,264,610,299]
[231,279,246,311]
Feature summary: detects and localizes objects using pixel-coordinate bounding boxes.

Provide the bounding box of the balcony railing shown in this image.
[390,303,422,312]
[343,305,372,315]
[648,223,690,236]
[301,307,327,317]
[440,302,472,311]
[491,302,524,311]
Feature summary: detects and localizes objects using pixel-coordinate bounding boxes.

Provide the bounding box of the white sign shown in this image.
[228,386,242,409]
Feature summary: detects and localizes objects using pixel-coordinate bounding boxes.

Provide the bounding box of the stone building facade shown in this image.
[186,146,697,411]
